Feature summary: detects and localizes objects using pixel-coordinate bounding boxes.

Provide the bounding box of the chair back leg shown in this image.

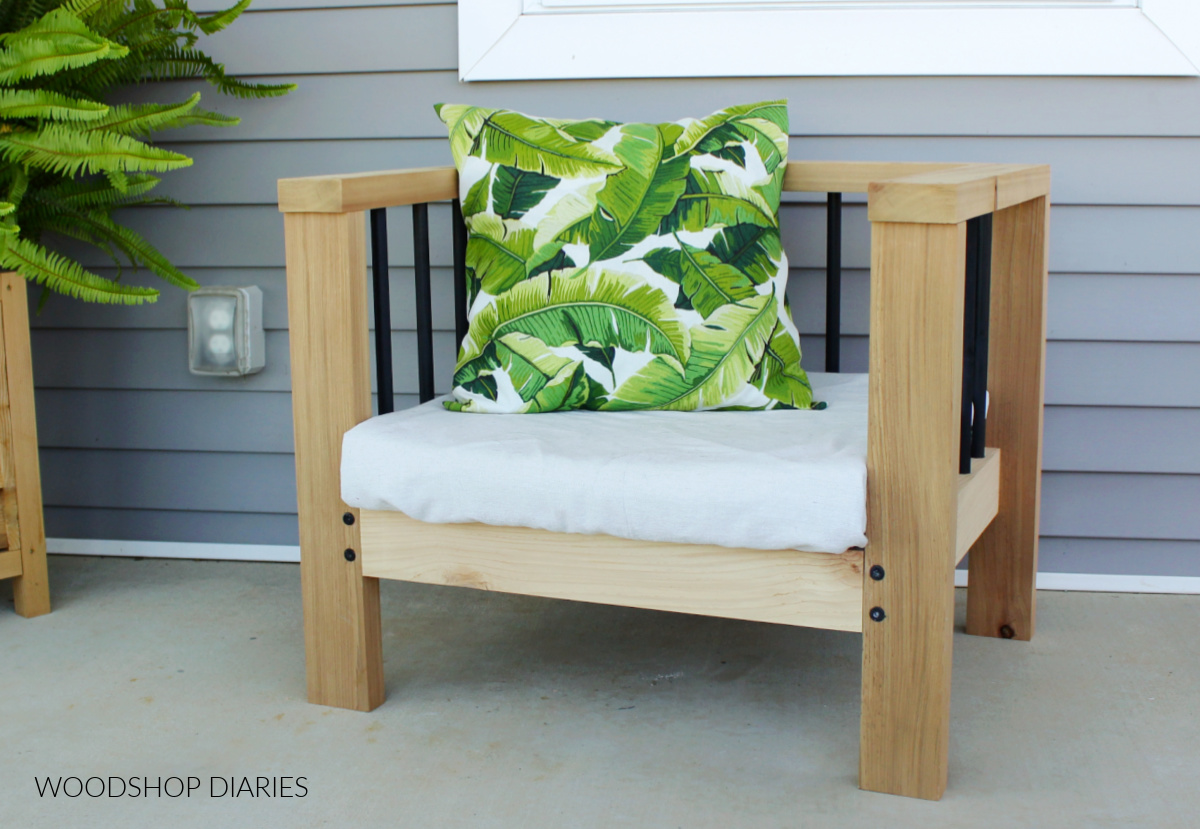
[965,196,1050,640]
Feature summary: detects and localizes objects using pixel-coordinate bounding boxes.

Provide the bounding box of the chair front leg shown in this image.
[284,211,385,711]
[860,220,965,801]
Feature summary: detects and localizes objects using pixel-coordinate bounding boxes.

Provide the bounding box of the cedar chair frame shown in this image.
[0,272,50,617]
[278,160,1049,800]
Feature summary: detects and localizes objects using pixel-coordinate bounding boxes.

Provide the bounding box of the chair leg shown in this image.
[2,273,50,618]
[298,510,384,711]
[966,197,1049,641]
[285,211,385,711]
[859,220,965,800]
[860,572,956,801]
[11,554,50,618]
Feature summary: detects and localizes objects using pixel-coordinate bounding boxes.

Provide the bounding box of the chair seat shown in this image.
[341,372,868,554]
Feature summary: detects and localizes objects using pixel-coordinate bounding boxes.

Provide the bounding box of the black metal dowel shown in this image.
[413,203,435,403]
[970,213,994,460]
[451,199,469,350]
[825,192,842,373]
[960,216,982,474]
[369,207,394,416]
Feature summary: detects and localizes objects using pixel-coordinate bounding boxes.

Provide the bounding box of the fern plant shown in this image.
[0,0,293,304]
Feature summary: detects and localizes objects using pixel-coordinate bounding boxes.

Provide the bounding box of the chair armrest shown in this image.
[783,161,968,194]
[867,163,1050,224]
[276,161,1047,220]
[278,167,458,214]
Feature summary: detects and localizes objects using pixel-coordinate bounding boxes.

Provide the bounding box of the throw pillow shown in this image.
[436,100,816,413]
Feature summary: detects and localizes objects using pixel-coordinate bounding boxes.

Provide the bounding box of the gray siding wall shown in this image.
[32,2,1200,576]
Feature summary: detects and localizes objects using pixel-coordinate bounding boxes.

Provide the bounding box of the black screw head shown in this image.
[869,606,886,623]
[999,624,1016,639]
[343,548,357,562]
[342,512,355,525]
[869,565,885,581]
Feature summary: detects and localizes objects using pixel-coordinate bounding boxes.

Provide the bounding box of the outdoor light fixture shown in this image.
[187,286,265,376]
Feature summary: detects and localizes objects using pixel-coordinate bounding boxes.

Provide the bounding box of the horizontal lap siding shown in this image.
[31,3,1200,576]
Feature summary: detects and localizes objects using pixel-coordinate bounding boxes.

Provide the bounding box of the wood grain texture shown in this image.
[0,306,21,555]
[957,448,1001,565]
[2,274,48,617]
[867,164,1048,224]
[966,196,1050,641]
[860,221,966,800]
[996,165,1051,210]
[284,214,384,710]
[278,167,457,213]
[0,548,19,580]
[867,166,995,224]
[275,162,1035,215]
[784,161,968,194]
[360,510,864,632]
[1,487,18,554]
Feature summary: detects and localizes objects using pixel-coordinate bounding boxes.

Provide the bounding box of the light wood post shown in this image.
[860,221,966,800]
[2,273,49,617]
[966,196,1049,641]
[284,212,384,711]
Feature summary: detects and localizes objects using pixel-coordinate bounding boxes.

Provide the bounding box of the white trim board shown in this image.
[952,569,1200,596]
[47,537,301,564]
[46,538,1200,594]
[459,2,1200,80]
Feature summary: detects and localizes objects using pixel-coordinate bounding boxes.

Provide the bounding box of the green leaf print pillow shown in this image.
[436,100,817,413]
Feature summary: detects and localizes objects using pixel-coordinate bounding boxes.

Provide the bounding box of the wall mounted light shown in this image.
[188,286,265,376]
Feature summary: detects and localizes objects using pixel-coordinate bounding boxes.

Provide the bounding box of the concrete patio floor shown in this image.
[2,554,1197,828]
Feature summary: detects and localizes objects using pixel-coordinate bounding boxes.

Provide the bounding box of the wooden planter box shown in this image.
[0,272,49,617]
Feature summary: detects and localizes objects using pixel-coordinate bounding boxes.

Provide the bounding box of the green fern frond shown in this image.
[193,0,250,35]
[102,0,172,39]
[0,0,293,304]
[5,163,28,204]
[0,8,96,46]
[207,71,294,99]
[63,0,128,27]
[0,123,192,176]
[0,87,108,120]
[33,172,160,208]
[0,0,70,34]
[0,197,17,233]
[85,209,197,289]
[169,105,237,128]
[31,209,123,264]
[0,9,127,83]
[147,44,295,98]
[210,73,294,99]
[104,166,126,190]
[85,91,200,134]
[0,234,159,304]
[34,199,197,290]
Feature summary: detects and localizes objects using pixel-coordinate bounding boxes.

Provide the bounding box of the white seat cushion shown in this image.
[341,372,868,554]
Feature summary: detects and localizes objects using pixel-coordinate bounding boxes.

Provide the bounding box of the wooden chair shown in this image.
[277,161,1049,800]
[0,272,50,618]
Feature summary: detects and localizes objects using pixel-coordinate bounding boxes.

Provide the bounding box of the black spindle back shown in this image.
[412,204,435,403]
[370,208,394,415]
[825,192,843,373]
[451,199,469,350]
[371,202,460,413]
[960,214,994,473]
